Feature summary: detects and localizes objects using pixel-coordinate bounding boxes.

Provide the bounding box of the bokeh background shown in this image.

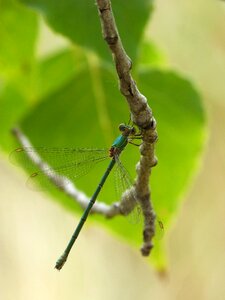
[0,0,225,299]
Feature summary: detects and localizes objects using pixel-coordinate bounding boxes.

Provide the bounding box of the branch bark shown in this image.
[96,0,158,255]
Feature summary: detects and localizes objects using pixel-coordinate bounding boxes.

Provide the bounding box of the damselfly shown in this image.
[11,124,144,270]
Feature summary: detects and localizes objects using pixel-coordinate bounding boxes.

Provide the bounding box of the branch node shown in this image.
[104,35,118,45]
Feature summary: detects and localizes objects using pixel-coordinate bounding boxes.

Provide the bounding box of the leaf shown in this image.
[137,39,168,69]
[0,0,38,97]
[0,49,80,151]
[0,84,27,151]
[35,48,88,99]
[0,2,87,151]
[0,0,38,151]
[0,0,38,70]
[19,0,153,63]
[14,53,206,268]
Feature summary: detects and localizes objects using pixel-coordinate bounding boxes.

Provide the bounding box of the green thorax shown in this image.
[111,134,128,151]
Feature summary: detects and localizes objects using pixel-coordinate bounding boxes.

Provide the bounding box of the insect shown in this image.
[11,124,144,270]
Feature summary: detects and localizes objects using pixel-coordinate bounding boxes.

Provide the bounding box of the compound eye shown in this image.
[119,123,126,132]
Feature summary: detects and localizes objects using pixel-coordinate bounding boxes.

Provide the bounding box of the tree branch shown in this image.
[96,0,158,255]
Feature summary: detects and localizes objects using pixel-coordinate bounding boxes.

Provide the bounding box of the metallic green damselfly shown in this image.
[11,124,142,270]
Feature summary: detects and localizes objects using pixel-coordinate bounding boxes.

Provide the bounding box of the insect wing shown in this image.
[10,147,109,190]
[114,157,141,224]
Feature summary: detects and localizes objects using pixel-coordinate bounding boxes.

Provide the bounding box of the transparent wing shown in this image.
[10,147,109,190]
[114,157,164,236]
[114,156,141,224]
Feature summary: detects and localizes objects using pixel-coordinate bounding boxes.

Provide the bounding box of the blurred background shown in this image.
[0,0,225,299]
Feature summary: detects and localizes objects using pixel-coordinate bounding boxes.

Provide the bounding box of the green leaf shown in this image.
[35,47,88,99]
[0,0,38,97]
[137,39,168,69]
[0,0,38,70]
[14,52,206,269]
[0,0,38,151]
[19,0,153,62]
[0,83,28,151]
